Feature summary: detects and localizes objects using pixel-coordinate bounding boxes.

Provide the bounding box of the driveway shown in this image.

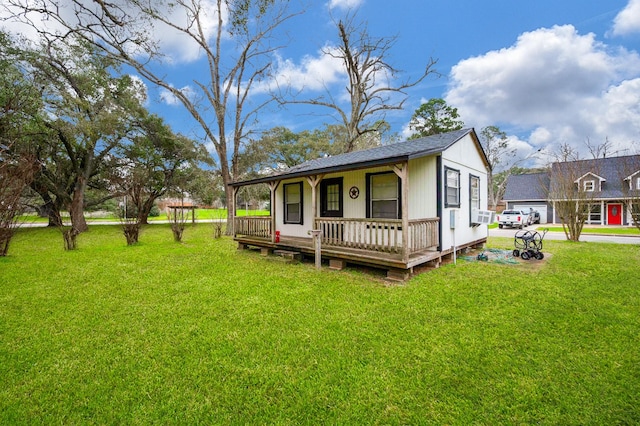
[489,226,640,245]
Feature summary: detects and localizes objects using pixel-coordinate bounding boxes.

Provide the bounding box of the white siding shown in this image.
[408,156,438,220]
[440,133,489,250]
[274,178,313,238]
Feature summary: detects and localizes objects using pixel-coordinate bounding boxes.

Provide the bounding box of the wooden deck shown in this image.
[233,216,486,278]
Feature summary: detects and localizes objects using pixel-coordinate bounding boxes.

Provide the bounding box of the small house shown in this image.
[230,128,491,279]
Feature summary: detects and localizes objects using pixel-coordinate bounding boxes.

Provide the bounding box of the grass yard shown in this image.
[19,208,269,224]
[1,225,639,424]
[541,226,640,235]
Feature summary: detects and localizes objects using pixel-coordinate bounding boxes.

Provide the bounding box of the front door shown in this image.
[320,178,343,217]
[607,204,622,225]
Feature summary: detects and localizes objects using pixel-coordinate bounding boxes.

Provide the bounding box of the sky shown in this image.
[3,0,640,165]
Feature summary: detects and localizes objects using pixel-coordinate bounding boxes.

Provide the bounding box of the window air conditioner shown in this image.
[472,209,495,225]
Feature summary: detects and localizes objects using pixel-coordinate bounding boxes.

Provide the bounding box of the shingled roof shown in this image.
[504,154,640,202]
[503,172,550,201]
[550,155,640,199]
[232,128,486,187]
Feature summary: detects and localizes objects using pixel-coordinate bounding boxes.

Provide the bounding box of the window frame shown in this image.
[583,180,595,192]
[283,181,304,225]
[469,174,480,225]
[320,177,343,218]
[366,171,401,219]
[444,167,461,208]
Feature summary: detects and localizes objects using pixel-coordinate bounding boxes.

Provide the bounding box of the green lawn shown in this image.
[1,225,639,424]
[541,226,640,235]
[20,208,269,223]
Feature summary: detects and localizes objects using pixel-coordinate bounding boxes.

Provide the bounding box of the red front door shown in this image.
[607,204,622,225]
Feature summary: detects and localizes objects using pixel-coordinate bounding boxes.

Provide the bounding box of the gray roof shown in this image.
[232,128,486,186]
[504,154,640,201]
[550,154,640,199]
[503,172,550,201]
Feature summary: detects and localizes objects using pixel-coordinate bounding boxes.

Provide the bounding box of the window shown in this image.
[469,175,480,225]
[320,178,343,217]
[636,177,640,190]
[445,167,460,207]
[283,182,303,224]
[470,175,480,210]
[584,180,595,192]
[367,172,400,219]
[587,204,601,224]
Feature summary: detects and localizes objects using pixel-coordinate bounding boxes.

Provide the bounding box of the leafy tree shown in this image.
[408,98,464,139]
[25,37,148,233]
[4,0,299,235]
[238,122,395,179]
[111,113,212,225]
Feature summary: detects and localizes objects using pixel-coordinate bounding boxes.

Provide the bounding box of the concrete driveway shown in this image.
[489,226,640,245]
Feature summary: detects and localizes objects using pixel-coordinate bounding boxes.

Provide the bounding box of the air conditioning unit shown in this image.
[472,209,495,225]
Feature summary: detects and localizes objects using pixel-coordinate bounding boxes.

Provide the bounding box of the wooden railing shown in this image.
[316,217,439,254]
[234,216,271,239]
[233,216,440,255]
[408,218,440,253]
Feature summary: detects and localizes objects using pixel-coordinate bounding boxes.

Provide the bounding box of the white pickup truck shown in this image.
[496,210,529,229]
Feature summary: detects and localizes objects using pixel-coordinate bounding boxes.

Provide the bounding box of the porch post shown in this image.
[231,186,240,236]
[392,163,409,264]
[269,181,280,243]
[601,200,605,225]
[306,174,324,230]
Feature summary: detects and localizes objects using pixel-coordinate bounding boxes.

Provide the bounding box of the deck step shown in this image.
[273,250,302,262]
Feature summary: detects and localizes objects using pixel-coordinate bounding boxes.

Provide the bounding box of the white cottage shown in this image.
[230,128,491,280]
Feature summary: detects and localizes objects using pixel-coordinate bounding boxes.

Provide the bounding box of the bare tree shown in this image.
[3,0,298,235]
[618,155,640,231]
[0,148,38,256]
[280,11,437,153]
[480,126,514,209]
[546,144,601,241]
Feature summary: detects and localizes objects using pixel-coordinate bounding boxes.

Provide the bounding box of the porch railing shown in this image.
[234,216,271,239]
[316,217,439,254]
[233,216,440,255]
[408,218,440,253]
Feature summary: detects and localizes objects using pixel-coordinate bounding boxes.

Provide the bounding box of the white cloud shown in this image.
[0,0,225,64]
[612,0,640,36]
[327,0,364,11]
[159,85,197,106]
[255,47,346,95]
[446,25,640,156]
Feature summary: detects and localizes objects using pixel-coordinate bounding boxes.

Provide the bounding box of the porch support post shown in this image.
[306,174,324,230]
[392,163,409,264]
[231,186,240,236]
[601,200,605,225]
[269,181,281,243]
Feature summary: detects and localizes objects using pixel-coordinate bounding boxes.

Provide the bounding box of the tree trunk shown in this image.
[69,177,88,233]
[137,197,157,225]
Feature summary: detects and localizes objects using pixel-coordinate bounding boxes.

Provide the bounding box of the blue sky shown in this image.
[4,0,640,164]
[152,0,640,162]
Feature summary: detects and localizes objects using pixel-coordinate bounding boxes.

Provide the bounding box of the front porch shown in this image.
[233,216,486,277]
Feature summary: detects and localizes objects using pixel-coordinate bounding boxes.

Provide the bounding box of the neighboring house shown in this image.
[503,173,552,223]
[503,155,640,226]
[229,128,491,280]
